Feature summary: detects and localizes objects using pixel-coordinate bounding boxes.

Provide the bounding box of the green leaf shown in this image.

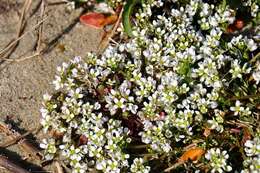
[123,0,139,37]
[220,0,226,11]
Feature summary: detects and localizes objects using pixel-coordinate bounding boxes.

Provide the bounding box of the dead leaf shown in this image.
[179,147,205,162]
[79,134,88,146]
[97,7,123,54]
[49,129,64,139]
[234,19,244,30]
[80,12,118,29]
[164,147,205,172]
[242,127,251,145]
[230,128,241,134]
[203,128,211,137]
[226,25,236,33]
[102,14,118,26]
[80,12,105,28]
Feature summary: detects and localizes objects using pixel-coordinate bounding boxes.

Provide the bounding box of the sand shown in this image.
[0,0,102,172]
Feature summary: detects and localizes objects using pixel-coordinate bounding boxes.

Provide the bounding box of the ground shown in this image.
[0,0,102,172]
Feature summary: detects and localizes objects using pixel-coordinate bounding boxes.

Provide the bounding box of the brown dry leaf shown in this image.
[242,127,251,145]
[203,128,211,137]
[179,147,205,162]
[97,7,123,55]
[234,19,244,30]
[80,12,106,28]
[80,12,118,29]
[79,134,88,146]
[49,129,64,139]
[102,14,118,26]
[164,147,205,172]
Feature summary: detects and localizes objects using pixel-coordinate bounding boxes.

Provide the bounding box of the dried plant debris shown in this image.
[0,156,30,173]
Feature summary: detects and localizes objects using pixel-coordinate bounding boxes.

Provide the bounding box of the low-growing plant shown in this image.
[40,0,259,172]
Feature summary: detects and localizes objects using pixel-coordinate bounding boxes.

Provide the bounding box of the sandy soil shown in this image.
[0,0,102,172]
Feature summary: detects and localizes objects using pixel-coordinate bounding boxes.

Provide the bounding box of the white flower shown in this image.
[244,137,260,157]
[40,138,57,160]
[68,88,84,99]
[66,1,75,11]
[40,108,49,118]
[205,148,232,172]
[127,103,138,114]
[53,75,63,90]
[95,2,114,13]
[246,39,257,51]
[242,156,260,173]
[114,98,126,108]
[230,101,244,115]
[72,162,88,173]
[207,111,224,132]
[130,158,150,173]
[43,93,51,101]
[229,60,248,79]
[252,70,260,84]
[96,160,106,170]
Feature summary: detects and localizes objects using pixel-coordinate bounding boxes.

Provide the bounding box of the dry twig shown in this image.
[164,161,184,172]
[5,51,41,63]
[36,0,46,52]
[0,0,32,60]
[54,161,64,173]
[0,156,30,173]
[58,161,71,173]
[0,123,43,160]
[97,7,124,55]
[48,0,69,6]
[0,129,34,148]
[230,93,260,100]
[0,17,48,58]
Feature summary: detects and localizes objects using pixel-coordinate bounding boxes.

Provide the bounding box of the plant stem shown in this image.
[230,93,260,100]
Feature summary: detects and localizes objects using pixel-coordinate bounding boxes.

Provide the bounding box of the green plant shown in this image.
[40,0,260,172]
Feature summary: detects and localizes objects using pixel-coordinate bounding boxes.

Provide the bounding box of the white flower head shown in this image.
[205,148,232,172]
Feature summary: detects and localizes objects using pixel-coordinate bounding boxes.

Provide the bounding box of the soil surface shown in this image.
[0,0,102,172]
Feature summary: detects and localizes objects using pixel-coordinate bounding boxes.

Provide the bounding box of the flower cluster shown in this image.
[242,132,260,173]
[205,148,232,173]
[130,158,150,173]
[106,0,123,8]
[67,0,123,10]
[41,0,259,172]
[40,57,133,173]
